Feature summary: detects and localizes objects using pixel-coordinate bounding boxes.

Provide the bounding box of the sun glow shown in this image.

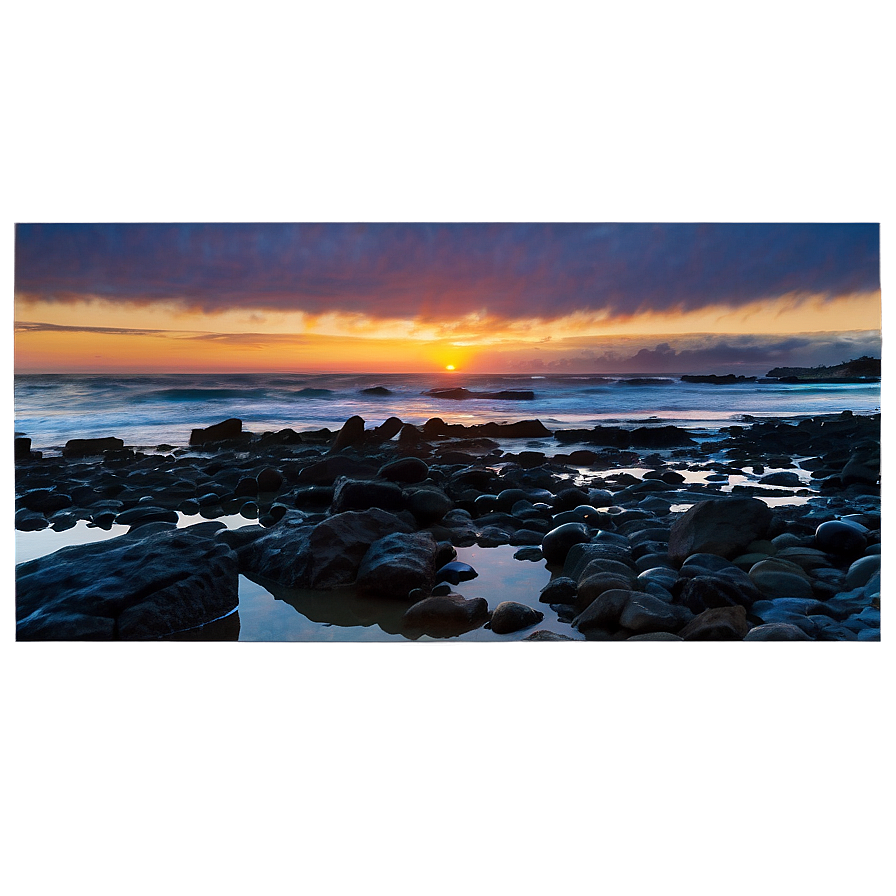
[445,364,456,371]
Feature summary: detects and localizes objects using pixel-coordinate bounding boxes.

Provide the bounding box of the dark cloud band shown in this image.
[15,223,879,321]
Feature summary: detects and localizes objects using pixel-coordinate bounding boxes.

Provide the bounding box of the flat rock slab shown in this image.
[16,523,239,640]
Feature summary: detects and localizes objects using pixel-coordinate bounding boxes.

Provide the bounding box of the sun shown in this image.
[445,364,456,371]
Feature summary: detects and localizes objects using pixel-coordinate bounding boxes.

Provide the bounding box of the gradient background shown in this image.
[3,5,891,896]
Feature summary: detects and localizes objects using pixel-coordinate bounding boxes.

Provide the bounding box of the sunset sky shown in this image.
[14,223,880,374]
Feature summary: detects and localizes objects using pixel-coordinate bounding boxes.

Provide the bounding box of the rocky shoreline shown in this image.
[14,411,881,641]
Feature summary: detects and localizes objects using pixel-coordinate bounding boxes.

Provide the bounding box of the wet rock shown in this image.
[678,575,760,612]
[402,593,489,637]
[575,573,636,613]
[759,471,803,486]
[297,456,378,486]
[743,623,813,641]
[627,632,684,641]
[63,436,126,458]
[619,593,692,634]
[379,456,430,483]
[668,497,773,564]
[478,527,511,547]
[539,577,577,605]
[629,426,695,448]
[490,601,544,634]
[115,506,180,528]
[256,467,284,492]
[236,508,412,590]
[435,560,478,585]
[845,555,881,590]
[331,477,404,514]
[541,522,591,564]
[514,547,544,561]
[19,489,74,513]
[573,588,631,631]
[188,419,241,447]
[15,436,32,460]
[356,532,438,599]
[814,519,867,555]
[405,487,453,524]
[17,523,239,640]
[679,605,750,640]
[15,509,49,531]
[523,630,577,641]
[329,415,367,453]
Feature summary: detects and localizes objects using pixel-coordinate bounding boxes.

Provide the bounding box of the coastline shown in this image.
[15,408,881,642]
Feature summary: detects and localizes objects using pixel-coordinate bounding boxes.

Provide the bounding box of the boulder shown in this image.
[743,623,813,641]
[845,555,881,590]
[619,593,692,634]
[236,508,412,590]
[573,588,631,630]
[814,519,868,555]
[541,522,591,564]
[678,605,751,641]
[435,560,478,585]
[379,456,430,483]
[17,523,238,640]
[404,487,453,524]
[331,477,404,513]
[668,497,772,563]
[329,415,366,453]
[489,601,544,634]
[188,419,241,446]
[402,593,489,637]
[538,577,577,605]
[678,575,760,612]
[14,436,32,460]
[63,436,125,457]
[523,630,577,641]
[356,532,438,599]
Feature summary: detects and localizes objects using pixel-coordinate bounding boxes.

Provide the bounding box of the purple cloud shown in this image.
[15,223,880,322]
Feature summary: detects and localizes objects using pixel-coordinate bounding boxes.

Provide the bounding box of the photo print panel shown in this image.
[15,222,881,642]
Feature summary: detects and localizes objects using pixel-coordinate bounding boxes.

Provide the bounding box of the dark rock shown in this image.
[372,416,405,441]
[329,415,366,453]
[63,436,125,457]
[435,560,478,585]
[379,456,430,483]
[574,588,631,630]
[619,593,692,634]
[402,593,489,637]
[759,471,803,486]
[15,509,49,531]
[256,467,284,492]
[523,630,577,641]
[405,487,452,524]
[627,632,684,640]
[678,575,761,612]
[115,506,180,528]
[236,508,412,590]
[629,426,695,448]
[16,524,239,640]
[514,547,544,561]
[14,437,32,459]
[490,602,544,634]
[361,386,393,396]
[188,419,241,446]
[845,555,881,590]
[743,623,813,641]
[356,532,438,599]
[331,477,404,513]
[20,489,73,513]
[575,574,635,613]
[679,605,750,640]
[668,497,773,563]
[814,519,868,555]
[541,522,591,564]
[234,477,258,497]
[297,456,378,486]
[539,577,577,604]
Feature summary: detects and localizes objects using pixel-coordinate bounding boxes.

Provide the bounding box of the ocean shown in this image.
[14,372,882,453]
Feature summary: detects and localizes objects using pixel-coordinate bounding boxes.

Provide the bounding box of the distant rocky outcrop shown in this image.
[425,388,535,400]
[766,356,880,382]
[680,374,757,385]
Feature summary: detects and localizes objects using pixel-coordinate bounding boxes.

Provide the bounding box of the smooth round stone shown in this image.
[637,567,678,589]
[846,555,881,590]
[749,557,811,581]
[743,623,812,641]
[435,561,478,585]
[514,547,543,562]
[749,568,814,599]
[541,522,591,564]
[771,533,803,549]
[732,552,773,572]
[627,632,683,641]
[489,601,544,634]
[635,553,674,573]
[539,577,577,605]
[774,546,831,570]
[746,539,777,555]
[681,553,739,573]
[865,543,882,555]
[257,468,285,492]
[857,628,881,641]
[815,519,867,555]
